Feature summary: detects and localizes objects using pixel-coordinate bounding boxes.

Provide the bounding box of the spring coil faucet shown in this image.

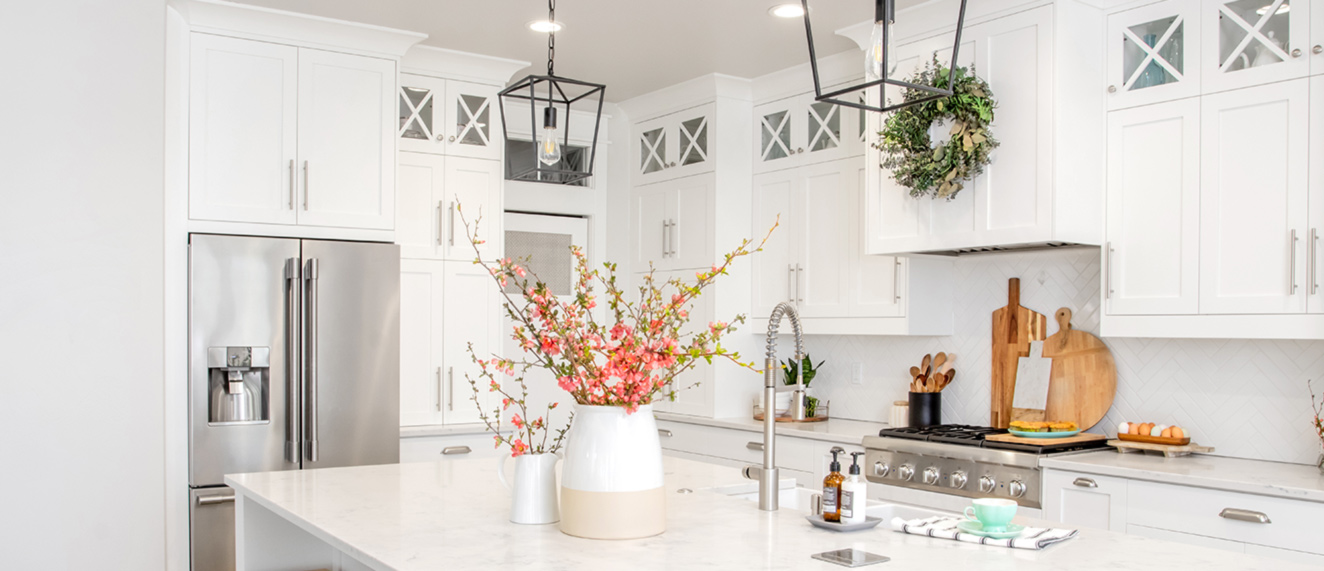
[744,301,805,511]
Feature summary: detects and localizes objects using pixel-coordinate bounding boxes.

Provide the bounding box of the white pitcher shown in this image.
[497,452,560,525]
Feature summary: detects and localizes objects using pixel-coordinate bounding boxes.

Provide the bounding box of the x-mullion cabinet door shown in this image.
[398,73,447,154]
[1107,0,1202,110]
[441,80,502,161]
[1199,80,1309,314]
[672,104,715,178]
[801,92,850,165]
[1202,0,1310,94]
[188,34,299,225]
[754,97,800,173]
[1105,99,1201,315]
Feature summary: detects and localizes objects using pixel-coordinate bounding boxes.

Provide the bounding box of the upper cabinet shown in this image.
[1202,0,1312,93]
[630,175,714,272]
[633,103,716,184]
[753,91,864,174]
[862,4,1106,255]
[396,152,502,261]
[1107,0,1202,110]
[398,74,502,160]
[1315,0,1324,74]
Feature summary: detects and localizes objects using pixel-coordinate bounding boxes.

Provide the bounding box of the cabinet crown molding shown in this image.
[618,73,751,124]
[170,0,426,58]
[402,45,530,86]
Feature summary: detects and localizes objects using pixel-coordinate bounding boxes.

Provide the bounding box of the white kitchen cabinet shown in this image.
[188,34,396,231]
[753,92,861,175]
[1199,80,1309,314]
[1128,479,1323,556]
[188,34,299,226]
[1107,0,1202,110]
[400,259,500,426]
[1315,0,1324,75]
[398,73,502,161]
[634,103,716,184]
[1104,98,1202,316]
[399,432,503,463]
[1312,76,1324,313]
[863,5,1103,255]
[1042,469,1129,533]
[396,153,502,261]
[631,175,715,272]
[1201,0,1312,94]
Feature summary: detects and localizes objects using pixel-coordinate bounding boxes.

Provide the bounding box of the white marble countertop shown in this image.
[1040,450,1324,503]
[654,412,887,446]
[226,456,1316,571]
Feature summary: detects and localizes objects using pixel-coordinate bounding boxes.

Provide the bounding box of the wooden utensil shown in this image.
[921,354,932,378]
[933,352,947,373]
[1042,308,1117,431]
[990,278,1048,428]
[910,366,922,380]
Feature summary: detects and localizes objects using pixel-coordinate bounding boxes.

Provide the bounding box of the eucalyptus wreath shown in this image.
[875,59,998,200]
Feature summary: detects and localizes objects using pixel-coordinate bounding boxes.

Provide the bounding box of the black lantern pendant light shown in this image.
[801,0,968,113]
[499,0,606,184]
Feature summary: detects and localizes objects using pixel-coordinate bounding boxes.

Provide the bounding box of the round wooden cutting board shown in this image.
[1042,308,1117,431]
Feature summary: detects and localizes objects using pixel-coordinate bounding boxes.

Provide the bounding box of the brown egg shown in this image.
[1141,423,1155,435]
[1161,427,1173,438]
[1128,423,1141,435]
[1171,426,1185,439]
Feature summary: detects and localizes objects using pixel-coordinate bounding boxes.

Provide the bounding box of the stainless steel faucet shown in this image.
[743,301,804,511]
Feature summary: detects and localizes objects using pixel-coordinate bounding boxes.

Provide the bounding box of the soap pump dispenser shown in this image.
[841,452,867,524]
[822,449,845,522]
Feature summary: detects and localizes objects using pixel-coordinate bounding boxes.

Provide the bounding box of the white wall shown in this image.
[0,1,166,569]
[802,248,1324,465]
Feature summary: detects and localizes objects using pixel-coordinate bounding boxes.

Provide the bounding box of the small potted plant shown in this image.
[781,355,824,418]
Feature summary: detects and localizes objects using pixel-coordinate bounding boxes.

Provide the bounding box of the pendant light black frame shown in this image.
[800,0,969,114]
[499,0,606,185]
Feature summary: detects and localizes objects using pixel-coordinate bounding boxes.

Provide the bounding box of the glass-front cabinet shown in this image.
[1108,0,1201,109]
[632,103,714,184]
[1202,0,1310,93]
[398,74,501,160]
[753,91,861,174]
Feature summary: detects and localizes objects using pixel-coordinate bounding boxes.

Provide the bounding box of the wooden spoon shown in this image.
[910,366,922,380]
[921,354,932,378]
[933,352,947,372]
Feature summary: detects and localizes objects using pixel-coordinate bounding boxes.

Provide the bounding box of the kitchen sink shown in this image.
[727,486,951,520]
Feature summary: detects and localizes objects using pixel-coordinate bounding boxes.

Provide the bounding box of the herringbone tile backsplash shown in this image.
[805,248,1324,465]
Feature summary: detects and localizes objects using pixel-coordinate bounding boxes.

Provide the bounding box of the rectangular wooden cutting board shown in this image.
[991,278,1047,429]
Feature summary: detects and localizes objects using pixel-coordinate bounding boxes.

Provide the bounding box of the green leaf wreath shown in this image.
[875,59,999,200]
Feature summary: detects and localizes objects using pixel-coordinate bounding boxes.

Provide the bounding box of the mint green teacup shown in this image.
[964,498,1017,532]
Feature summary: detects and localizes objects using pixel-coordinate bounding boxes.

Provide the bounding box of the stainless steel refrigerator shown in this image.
[188,234,399,571]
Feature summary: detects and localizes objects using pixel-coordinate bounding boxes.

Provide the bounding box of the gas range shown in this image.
[861,425,1108,509]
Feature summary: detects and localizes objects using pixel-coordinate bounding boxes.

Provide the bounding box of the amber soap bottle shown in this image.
[822,449,845,522]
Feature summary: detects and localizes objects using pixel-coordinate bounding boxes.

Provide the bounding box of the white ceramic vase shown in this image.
[559,404,666,539]
[497,452,560,525]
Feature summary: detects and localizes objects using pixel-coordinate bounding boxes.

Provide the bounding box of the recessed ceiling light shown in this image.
[768,4,805,18]
[528,20,564,33]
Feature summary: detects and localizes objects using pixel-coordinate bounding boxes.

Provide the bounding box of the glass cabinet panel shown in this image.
[455,93,491,148]
[678,116,708,166]
[1123,16,1185,91]
[760,110,791,162]
[399,86,435,141]
[640,127,667,174]
[1216,0,1292,74]
[807,101,841,152]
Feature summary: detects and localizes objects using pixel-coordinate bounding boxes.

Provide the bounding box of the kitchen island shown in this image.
[227,456,1314,570]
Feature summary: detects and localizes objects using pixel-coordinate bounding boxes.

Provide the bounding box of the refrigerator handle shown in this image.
[303,258,320,463]
[284,258,301,464]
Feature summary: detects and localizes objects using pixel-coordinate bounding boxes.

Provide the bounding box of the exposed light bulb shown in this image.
[538,107,562,166]
[865,20,892,81]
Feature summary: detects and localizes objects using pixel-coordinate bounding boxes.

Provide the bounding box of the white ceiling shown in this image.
[233,0,907,102]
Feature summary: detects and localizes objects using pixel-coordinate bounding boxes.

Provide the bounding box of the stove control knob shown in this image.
[922,467,940,485]
[978,476,996,493]
[1009,480,1027,498]
[873,462,891,477]
[897,464,915,481]
[949,471,968,489]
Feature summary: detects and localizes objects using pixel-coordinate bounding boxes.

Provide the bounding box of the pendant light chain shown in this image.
[546,0,556,76]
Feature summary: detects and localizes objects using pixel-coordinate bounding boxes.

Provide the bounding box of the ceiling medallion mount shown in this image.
[500,0,606,185]
[800,0,969,114]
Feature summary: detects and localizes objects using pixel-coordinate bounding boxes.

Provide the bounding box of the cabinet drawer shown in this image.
[1128,480,1323,554]
[1042,469,1129,533]
[399,432,501,463]
[654,420,812,470]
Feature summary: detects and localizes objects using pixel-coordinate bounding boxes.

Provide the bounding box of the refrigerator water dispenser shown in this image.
[207,346,270,424]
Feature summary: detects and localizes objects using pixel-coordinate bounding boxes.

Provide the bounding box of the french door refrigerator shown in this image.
[188,234,399,571]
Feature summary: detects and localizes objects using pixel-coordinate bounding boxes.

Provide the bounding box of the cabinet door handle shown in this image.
[437,202,445,246]
[441,446,471,455]
[1290,230,1299,295]
[1291,48,1303,58]
[657,429,673,437]
[448,367,455,411]
[796,264,804,303]
[1072,477,1098,488]
[1310,228,1319,295]
[1106,242,1115,300]
[435,367,442,412]
[661,220,669,258]
[302,160,310,210]
[1315,45,1323,55]
[788,265,795,302]
[1219,508,1271,524]
[747,441,765,451]
[448,202,456,246]
[668,219,678,258]
[288,159,295,209]
[893,258,902,303]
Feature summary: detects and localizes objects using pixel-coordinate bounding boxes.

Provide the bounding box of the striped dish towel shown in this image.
[890,516,1078,550]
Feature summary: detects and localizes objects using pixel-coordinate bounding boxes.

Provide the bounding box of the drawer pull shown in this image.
[1219,508,1271,524]
[747,441,765,452]
[1072,478,1098,488]
[657,429,673,437]
[196,494,235,506]
[441,446,472,455]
